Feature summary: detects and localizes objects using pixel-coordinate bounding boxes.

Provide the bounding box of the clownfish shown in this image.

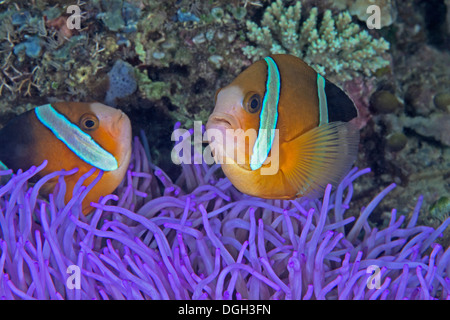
[0,102,132,214]
[206,54,359,199]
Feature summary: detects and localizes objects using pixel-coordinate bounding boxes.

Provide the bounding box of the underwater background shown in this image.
[0,0,449,299]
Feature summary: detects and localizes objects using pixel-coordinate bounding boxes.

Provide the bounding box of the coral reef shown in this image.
[430,196,450,224]
[130,1,251,127]
[348,1,450,230]
[434,92,450,112]
[13,35,43,59]
[242,0,391,80]
[104,59,137,107]
[0,136,448,300]
[370,90,402,114]
[385,132,407,152]
[0,1,123,118]
[401,113,450,147]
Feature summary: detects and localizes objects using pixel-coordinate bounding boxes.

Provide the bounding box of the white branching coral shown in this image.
[243,0,390,80]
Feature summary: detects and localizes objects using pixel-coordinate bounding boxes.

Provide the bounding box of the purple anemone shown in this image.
[0,134,448,300]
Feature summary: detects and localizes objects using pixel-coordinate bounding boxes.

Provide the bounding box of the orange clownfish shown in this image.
[0,102,132,214]
[206,54,359,199]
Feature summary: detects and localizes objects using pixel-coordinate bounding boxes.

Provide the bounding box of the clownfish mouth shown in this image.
[206,113,253,171]
[205,114,235,149]
[206,116,232,130]
[206,112,239,134]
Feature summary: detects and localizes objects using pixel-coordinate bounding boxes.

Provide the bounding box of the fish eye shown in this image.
[80,114,99,131]
[244,92,262,114]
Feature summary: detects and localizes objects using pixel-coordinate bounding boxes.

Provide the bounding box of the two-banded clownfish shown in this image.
[0,102,132,214]
[206,54,359,199]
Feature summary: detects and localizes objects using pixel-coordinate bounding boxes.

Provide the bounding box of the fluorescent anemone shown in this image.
[0,132,449,300]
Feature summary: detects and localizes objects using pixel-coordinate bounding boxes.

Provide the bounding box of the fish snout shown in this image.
[118,112,131,137]
[206,114,233,146]
[206,113,239,133]
[111,110,129,133]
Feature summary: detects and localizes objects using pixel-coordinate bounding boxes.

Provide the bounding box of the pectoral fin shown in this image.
[280,121,359,199]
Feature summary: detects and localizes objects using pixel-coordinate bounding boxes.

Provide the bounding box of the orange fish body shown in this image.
[0,102,132,214]
[206,54,359,199]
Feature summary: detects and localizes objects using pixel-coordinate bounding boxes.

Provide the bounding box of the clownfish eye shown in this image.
[244,92,262,114]
[80,114,99,131]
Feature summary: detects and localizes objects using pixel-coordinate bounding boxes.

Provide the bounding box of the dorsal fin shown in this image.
[323,78,358,123]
